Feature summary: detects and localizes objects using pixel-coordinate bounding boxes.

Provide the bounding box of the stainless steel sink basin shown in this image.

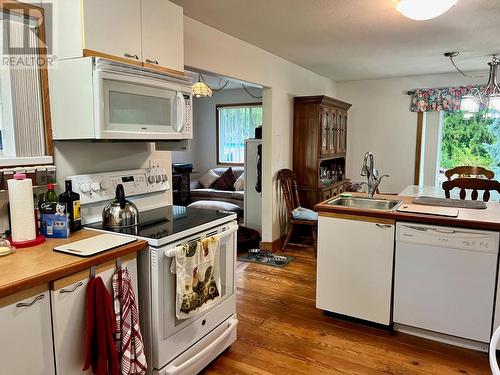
[327,197,403,211]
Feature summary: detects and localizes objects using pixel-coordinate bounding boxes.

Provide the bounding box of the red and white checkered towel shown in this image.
[112,267,147,375]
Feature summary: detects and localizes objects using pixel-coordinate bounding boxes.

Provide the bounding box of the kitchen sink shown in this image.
[327,197,403,211]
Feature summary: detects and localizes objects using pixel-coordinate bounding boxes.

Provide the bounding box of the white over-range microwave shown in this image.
[50,57,193,141]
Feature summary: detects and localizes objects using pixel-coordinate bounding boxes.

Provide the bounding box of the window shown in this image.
[0,2,53,166]
[438,111,499,183]
[216,103,262,164]
[417,110,500,198]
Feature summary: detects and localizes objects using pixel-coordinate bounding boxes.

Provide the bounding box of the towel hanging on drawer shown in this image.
[112,267,147,375]
[171,235,221,319]
[83,277,119,375]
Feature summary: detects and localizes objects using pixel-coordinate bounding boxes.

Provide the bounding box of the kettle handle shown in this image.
[116,184,126,209]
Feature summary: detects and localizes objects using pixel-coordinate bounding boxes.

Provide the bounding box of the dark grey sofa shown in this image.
[190,167,244,209]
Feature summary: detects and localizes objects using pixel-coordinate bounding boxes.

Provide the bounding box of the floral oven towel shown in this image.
[171,235,221,320]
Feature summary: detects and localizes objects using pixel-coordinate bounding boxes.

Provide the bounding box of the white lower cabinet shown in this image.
[51,256,138,374]
[0,285,55,375]
[316,216,395,325]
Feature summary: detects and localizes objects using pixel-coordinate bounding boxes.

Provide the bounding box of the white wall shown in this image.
[182,16,337,242]
[336,71,486,193]
[172,88,262,177]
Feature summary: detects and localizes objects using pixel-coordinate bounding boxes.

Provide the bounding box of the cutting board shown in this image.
[54,234,137,257]
[397,204,459,217]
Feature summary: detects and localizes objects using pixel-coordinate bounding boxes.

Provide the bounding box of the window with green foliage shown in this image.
[216,104,262,164]
[439,111,500,182]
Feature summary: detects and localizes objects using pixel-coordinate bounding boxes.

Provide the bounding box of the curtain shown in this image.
[410,85,483,112]
[5,20,46,157]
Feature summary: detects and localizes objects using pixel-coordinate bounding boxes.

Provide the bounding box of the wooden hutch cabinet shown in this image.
[293,96,352,209]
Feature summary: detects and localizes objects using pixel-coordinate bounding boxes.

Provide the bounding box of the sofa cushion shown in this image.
[212,166,244,179]
[199,169,220,188]
[190,189,244,201]
[233,173,245,191]
[211,167,236,191]
[188,200,240,213]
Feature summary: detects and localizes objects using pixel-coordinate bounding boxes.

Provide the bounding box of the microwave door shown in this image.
[98,77,181,140]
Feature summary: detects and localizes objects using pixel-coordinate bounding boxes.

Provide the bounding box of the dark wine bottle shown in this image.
[58,180,82,233]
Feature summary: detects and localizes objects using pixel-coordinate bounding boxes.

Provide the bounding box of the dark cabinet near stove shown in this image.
[293,95,351,209]
[172,172,190,206]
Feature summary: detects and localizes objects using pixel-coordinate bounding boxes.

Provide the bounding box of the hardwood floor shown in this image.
[202,246,491,374]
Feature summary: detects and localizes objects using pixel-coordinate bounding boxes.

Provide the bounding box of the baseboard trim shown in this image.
[259,236,285,252]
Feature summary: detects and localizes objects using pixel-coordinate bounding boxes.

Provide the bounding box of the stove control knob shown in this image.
[100,180,111,191]
[79,183,91,194]
[155,175,161,183]
[161,174,168,182]
[90,182,101,192]
[148,175,155,184]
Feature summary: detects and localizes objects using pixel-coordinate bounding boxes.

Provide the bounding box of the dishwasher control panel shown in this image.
[396,223,499,253]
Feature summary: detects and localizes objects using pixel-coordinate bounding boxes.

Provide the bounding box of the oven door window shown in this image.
[104,80,176,132]
[161,230,236,339]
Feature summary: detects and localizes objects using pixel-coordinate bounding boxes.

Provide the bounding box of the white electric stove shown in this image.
[68,169,238,375]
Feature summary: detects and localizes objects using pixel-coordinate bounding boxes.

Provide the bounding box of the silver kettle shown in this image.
[102,184,139,228]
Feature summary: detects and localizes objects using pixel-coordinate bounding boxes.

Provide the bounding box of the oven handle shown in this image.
[163,225,238,258]
[164,318,238,375]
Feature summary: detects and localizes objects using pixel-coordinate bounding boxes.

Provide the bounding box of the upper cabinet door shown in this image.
[141,0,184,72]
[82,0,142,62]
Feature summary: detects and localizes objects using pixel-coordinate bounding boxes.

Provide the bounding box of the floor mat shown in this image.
[237,251,294,267]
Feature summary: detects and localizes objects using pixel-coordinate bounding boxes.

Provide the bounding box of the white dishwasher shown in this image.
[394,222,499,344]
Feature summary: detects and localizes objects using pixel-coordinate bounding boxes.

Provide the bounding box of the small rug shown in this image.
[237,251,294,268]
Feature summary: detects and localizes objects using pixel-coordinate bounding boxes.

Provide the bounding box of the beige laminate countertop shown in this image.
[314,193,500,231]
[0,229,148,299]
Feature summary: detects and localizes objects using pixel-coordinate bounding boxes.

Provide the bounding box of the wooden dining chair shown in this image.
[277,169,317,257]
[445,166,495,180]
[442,178,500,202]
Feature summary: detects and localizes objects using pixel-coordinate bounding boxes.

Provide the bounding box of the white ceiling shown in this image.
[172,0,500,81]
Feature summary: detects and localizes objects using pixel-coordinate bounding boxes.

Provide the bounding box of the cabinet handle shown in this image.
[59,281,84,294]
[145,58,159,65]
[124,53,139,60]
[376,224,392,229]
[16,294,44,308]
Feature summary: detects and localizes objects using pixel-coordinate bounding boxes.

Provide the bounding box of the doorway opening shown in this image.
[172,69,265,247]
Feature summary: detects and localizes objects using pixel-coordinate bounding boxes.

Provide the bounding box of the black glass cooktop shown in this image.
[85,205,234,240]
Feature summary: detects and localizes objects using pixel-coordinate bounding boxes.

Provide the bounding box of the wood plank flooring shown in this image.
[202,246,491,374]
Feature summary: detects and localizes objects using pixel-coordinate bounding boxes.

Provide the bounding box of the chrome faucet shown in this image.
[360,152,389,198]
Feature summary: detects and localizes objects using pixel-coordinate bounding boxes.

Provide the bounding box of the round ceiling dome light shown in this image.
[396,0,458,21]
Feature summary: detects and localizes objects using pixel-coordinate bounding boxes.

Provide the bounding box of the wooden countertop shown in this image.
[0,230,148,299]
[314,193,500,231]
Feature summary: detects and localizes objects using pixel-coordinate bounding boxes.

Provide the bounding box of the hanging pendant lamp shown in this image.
[192,75,212,98]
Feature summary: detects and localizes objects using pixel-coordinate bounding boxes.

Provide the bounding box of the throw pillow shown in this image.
[233,173,245,191]
[211,167,237,191]
[198,169,220,188]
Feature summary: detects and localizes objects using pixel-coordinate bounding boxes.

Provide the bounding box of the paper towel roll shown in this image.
[8,174,36,242]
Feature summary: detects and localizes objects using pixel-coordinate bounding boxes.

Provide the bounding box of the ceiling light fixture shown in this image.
[396,0,457,21]
[446,53,500,114]
[192,75,212,98]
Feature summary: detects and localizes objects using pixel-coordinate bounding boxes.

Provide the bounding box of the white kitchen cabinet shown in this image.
[51,255,138,374]
[141,0,184,72]
[316,215,395,325]
[82,0,142,62]
[51,0,184,72]
[0,285,55,375]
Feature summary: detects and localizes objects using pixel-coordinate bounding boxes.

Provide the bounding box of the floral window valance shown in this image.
[410,85,483,112]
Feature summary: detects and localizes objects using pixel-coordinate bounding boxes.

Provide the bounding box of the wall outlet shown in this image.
[149,159,161,169]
